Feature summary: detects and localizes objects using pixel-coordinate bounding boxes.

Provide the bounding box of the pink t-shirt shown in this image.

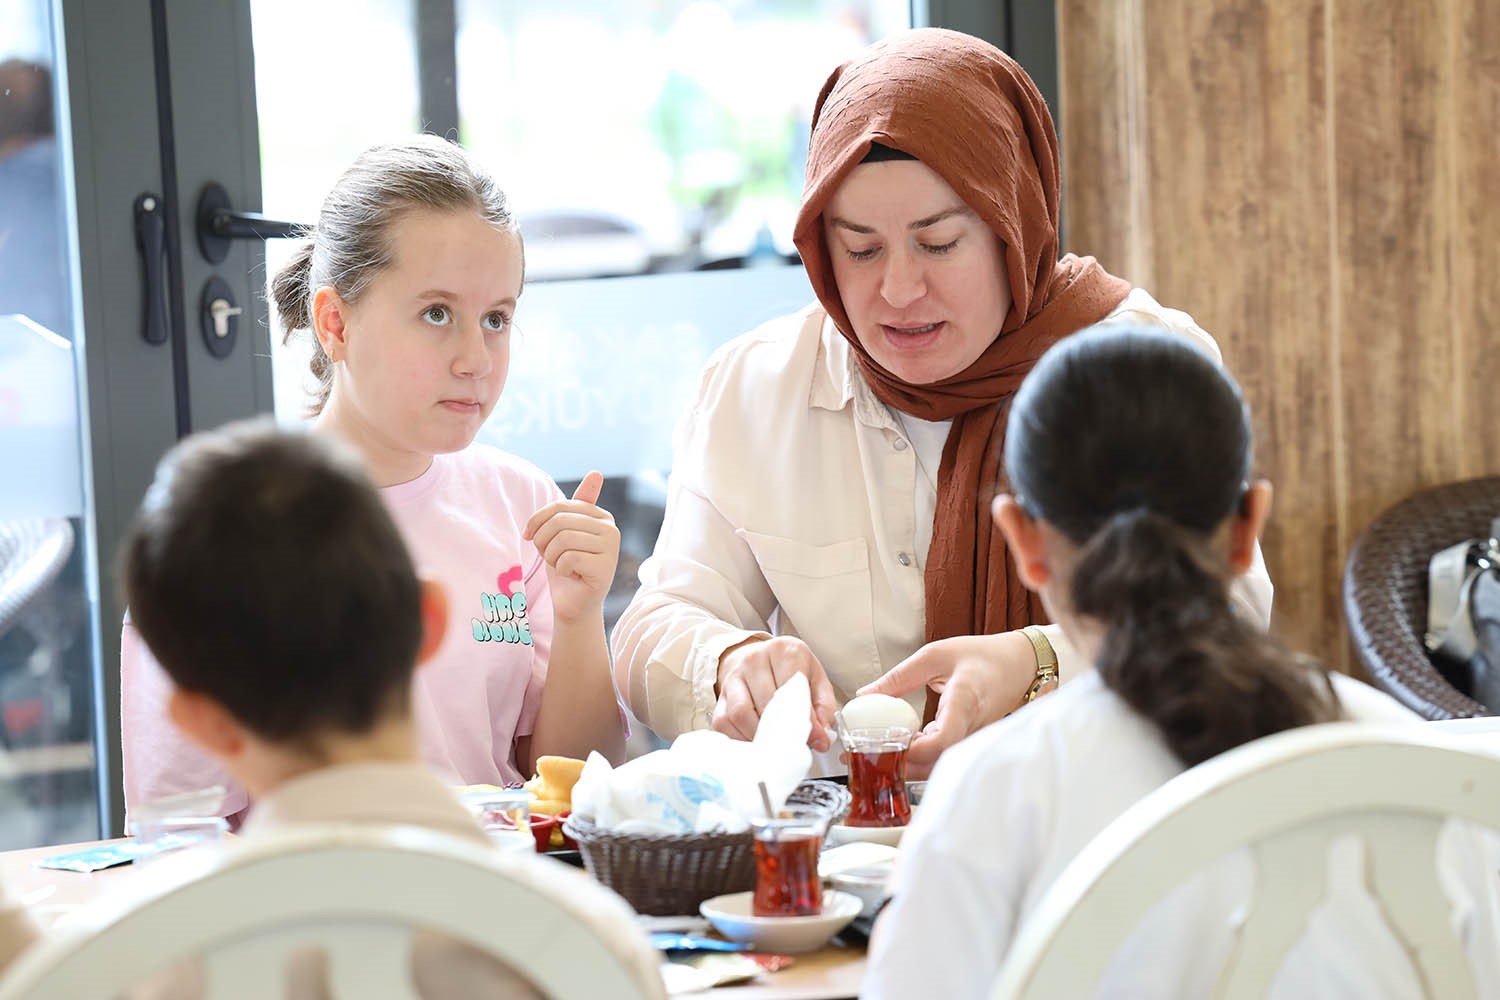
[120,444,561,822]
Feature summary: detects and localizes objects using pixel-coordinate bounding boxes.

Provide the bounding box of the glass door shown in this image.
[1,0,274,840]
[1,2,120,846]
[0,8,94,841]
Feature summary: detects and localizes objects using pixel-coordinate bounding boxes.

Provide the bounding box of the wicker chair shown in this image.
[1343,476,1500,719]
[0,519,73,641]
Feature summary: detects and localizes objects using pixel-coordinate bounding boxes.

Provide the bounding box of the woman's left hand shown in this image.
[524,470,620,624]
[857,631,1038,778]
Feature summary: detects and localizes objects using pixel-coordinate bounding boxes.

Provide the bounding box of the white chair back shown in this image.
[992,724,1500,999]
[0,824,666,1000]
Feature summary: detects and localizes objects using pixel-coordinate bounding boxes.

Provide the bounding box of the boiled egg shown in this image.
[840,693,921,733]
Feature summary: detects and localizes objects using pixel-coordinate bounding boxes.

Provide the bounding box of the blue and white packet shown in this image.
[37,832,208,873]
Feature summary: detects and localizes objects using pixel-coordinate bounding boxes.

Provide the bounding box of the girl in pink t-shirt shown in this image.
[121,135,627,822]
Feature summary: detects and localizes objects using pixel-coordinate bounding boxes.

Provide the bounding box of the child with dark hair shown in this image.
[120,419,663,999]
[122,422,445,808]
[865,326,1498,998]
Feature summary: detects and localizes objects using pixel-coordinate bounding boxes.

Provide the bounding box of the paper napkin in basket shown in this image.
[572,673,815,834]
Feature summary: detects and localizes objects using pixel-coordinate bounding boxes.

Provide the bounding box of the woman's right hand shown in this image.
[713,636,839,752]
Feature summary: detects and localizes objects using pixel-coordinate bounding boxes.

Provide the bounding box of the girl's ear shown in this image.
[415,579,449,668]
[167,688,247,761]
[993,494,1051,591]
[1229,479,1274,575]
[311,286,350,363]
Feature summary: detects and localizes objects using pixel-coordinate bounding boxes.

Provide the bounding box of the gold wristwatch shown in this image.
[1020,625,1060,703]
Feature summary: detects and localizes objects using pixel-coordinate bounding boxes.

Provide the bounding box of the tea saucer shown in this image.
[698,890,862,954]
[826,822,905,847]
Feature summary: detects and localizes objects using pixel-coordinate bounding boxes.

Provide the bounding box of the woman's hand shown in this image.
[858,631,1037,778]
[524,471,620,624]
[713,636,840,752]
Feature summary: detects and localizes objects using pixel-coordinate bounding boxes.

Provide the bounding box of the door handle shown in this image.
[195,181,309,264]
[133,193,170,345]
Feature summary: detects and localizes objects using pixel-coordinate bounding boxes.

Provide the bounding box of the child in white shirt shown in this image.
[864,325,1500,998]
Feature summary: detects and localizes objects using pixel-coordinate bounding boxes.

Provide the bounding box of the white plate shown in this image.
[826,821,907,847]
[698,890,862,954]
[818,842,899,878]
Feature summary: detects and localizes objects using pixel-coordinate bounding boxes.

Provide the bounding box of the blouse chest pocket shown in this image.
[735,530,880,690]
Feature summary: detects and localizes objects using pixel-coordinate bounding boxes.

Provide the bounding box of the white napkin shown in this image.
[572,674,815,834]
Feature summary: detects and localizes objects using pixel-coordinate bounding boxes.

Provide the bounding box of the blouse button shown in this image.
[893,438,909,451]
[897,551,912,567]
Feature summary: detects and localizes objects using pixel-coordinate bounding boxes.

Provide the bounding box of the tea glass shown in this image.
[131,815,229,865]
[749,804,831,918]
[842,725,914,828]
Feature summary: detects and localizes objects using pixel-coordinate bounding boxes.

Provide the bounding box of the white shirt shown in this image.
[892,409,950,567]
[610,289,1275,756]
[238,761,496,842]
[864,673,1500,999]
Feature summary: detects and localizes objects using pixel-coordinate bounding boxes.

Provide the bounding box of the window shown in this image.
[0,0,103,847]
[253,1,914,628]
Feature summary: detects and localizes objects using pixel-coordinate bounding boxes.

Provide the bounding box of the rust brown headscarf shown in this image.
[792,28,1131,705]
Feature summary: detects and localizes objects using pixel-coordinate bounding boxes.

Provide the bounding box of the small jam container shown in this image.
[459,787,533,856]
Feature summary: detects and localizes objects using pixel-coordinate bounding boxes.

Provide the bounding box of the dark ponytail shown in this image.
[1005,325,1338,767]
[1070,507,1336,766]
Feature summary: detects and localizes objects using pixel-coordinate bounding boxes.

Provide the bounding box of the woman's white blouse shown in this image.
[609,289,1275,752]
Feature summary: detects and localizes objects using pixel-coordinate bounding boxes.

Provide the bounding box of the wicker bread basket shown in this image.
[563,779,850,915]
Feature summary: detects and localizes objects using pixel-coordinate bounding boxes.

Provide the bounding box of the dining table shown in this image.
[0,838,867,998]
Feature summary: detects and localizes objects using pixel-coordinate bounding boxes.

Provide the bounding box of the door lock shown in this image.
[209,297,243,337]
[199,276,241,359]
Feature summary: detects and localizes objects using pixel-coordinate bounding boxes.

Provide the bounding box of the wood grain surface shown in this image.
[1058,0,1500,668]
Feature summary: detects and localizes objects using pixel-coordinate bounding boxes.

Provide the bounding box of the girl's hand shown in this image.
[524,471,620,624]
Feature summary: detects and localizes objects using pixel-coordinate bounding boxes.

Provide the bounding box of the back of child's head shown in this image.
[270,133,520,413]
[1005,325,1338,765]
[121,418,423,745]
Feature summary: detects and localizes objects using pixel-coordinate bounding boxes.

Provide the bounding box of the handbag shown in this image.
[1426,517,1500,710]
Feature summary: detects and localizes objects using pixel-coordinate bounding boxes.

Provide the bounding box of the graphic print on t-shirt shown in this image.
[471,564,533,645]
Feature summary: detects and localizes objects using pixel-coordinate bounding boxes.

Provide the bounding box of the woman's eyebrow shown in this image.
[909,206,970,230]
[827,206,972,235]
[828,216,875,235]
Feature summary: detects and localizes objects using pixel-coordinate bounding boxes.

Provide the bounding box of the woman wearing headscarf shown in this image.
[610,28,1272,775]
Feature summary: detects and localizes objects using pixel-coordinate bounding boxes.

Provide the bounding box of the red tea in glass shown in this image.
[844,727,913,828]
[752,834,823,917]
[749,807,830,917]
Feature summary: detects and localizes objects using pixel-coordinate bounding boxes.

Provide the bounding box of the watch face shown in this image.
[1026,675,1059,703]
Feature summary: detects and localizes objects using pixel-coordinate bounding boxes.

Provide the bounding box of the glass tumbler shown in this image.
[843,725,914,827]
[749,804,831,917]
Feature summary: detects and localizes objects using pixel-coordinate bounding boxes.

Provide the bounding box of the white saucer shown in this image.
[826,821,907,847]
[698,890,862,954]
